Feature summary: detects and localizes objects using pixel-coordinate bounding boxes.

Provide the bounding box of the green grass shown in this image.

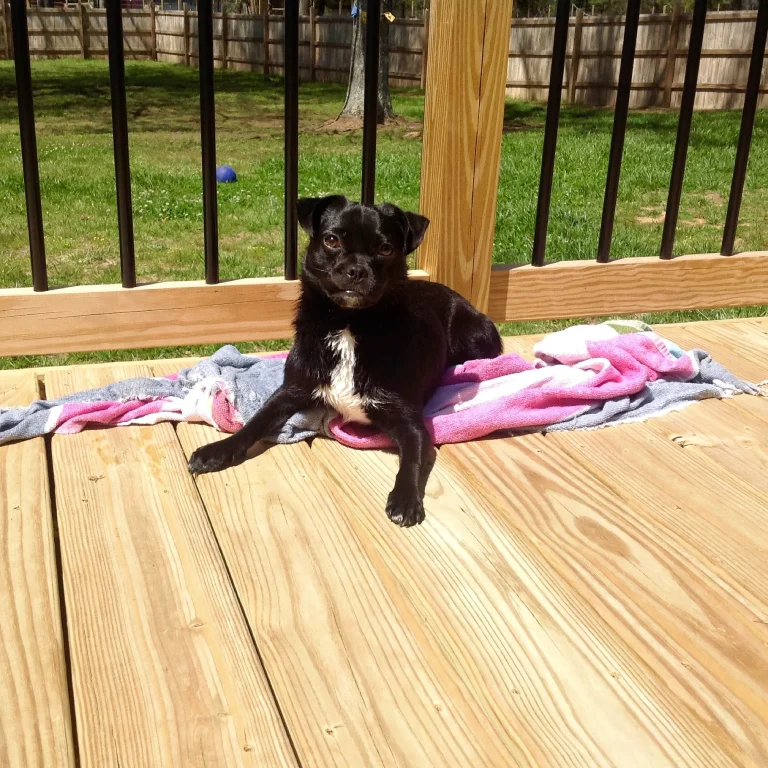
[0,59,766,369]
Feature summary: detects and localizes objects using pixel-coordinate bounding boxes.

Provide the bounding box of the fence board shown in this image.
[2,8,763,107]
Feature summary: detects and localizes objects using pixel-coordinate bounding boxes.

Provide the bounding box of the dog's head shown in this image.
[297,195,429,309]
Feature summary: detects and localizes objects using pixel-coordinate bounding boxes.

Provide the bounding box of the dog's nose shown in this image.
[345,264,367,283]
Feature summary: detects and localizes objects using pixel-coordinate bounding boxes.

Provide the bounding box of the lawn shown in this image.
[1,59,766,368]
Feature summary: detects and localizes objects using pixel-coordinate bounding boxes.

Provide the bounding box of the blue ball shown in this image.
[216,165,238,183]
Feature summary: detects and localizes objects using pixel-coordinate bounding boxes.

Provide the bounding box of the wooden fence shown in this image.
[509,9,768,110]
[2,6,767,108]
[0,4,428,88]
[2,5,767,108]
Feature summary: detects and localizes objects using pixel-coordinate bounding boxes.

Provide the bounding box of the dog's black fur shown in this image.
[188,196,502,526]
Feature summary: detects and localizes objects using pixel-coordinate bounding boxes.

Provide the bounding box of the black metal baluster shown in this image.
[107,0,136,288]
[361,0,381,205]
[284,0,299,280]
[659,0,707,260]
[11,0,47,292]
[597,0,640,263]
[531,0,570,267]
[198,0,219,284]
[721,1,767,257]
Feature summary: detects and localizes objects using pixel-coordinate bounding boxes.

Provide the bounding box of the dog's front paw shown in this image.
[386,489,425,528]
[188,440,247,475]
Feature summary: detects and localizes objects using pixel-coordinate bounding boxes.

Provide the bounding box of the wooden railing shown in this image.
[420,0,768,323]
[1,0,767,359]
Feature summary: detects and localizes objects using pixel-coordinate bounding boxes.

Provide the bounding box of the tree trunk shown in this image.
[299,0,311,14]
[338,0,395,122]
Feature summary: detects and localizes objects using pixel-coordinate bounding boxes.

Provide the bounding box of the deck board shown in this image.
[0,372,76,768]
[175,427,514,767]
[2,317,768,767]
[663,319,768,384]
[46,365,297,768]
[547,416,768,611]
[439,433,768,766]
[310,438,686,767]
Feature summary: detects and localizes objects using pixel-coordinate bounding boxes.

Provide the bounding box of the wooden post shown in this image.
[663,0,681,108]
[2,1,10,61]
[567,8,583,103]
[419,0,514,311]
[262,0,269,75]
[309,3,316,81]
[419,7,429,89]
[150,0,157,60]
[221,7,228,69]
[79,2,88,59]
[183,2,190,66]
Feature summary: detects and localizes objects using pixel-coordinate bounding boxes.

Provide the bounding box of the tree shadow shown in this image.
[0,59,348,134]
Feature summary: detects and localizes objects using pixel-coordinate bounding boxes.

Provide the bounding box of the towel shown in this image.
[1,321,762,449]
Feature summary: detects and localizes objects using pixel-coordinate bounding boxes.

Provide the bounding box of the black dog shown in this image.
[188,196,502,526]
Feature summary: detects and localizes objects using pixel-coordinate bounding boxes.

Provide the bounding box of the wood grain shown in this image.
[221,8,228,69]
[439,429,768,766]
[46,365,297,768]
[488,252,768,323]
[183,4,190,66]
[663,2,681,107]
[78,2,87,59]
[178,383,768,767]
[311,431,768,766]
[419,0,484,299]
[178,427,533,767]
[630,396,768,496]
[0,271,428,358]
[0,372,76,768]
[262,0,269,75]
[419,0,511,310]
[567,9,584,103]
[4,316,768,765]
[150,0,156,60]
[662,319,768,384]
[309,5,315,80]
[0,278,298,357]
[470,0,515,312]
[2,2,10,60]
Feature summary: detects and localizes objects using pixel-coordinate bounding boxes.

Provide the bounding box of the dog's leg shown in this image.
[188,386,310,474]
[371,407,436,527]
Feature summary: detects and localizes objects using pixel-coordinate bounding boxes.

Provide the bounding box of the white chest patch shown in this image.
[314,328,375,424]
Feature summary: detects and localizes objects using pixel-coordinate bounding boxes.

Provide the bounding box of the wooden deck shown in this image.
[2,317,768,768]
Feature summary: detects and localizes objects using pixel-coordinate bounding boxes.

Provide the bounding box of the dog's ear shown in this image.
[297,195,348,237]
[402,210,430,255]
[378,203,430,255]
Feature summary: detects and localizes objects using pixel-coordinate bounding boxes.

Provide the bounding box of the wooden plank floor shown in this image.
[0,373,75,767]
[1,318,767,767]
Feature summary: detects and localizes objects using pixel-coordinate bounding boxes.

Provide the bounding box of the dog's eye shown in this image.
[379,244,394,257]
[323,233,340,249]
